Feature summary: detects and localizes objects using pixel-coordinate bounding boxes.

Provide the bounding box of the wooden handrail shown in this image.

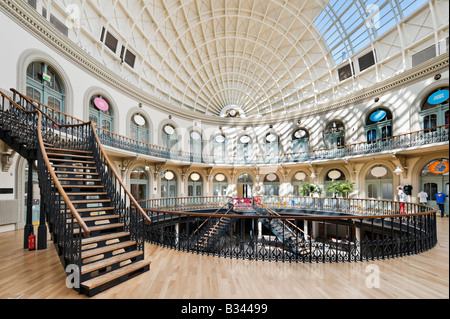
[90,121,152,225]
[143,196,436,220]
[36,112,91,237]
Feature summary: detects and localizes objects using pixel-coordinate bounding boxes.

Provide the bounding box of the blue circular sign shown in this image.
[370,110,387,122]
[428,90,449,105]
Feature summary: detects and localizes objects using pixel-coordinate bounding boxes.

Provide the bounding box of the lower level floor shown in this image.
[0,217,448,299]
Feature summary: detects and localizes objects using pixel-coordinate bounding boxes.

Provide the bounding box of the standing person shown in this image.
[435,192,446,217]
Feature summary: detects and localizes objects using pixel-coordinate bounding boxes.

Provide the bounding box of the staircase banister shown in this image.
[36,112,91,237]
[11,88,85,126]
[1,90,39,115]
[90,121,152,225]
[255,199,310,239]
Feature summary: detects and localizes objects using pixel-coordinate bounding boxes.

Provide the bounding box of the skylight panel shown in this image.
[314,0,429,65]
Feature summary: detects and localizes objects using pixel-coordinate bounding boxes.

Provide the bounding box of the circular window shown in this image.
[295,172,307,181]
[133,114,146,126]
[164,171,175,181]
[215,174,226,182]
[266,133,277,142]
[214,135,225,143]
[190,173,201,181]
[240,135,251,144]
[190,131,201,140]
[164,125,175,135]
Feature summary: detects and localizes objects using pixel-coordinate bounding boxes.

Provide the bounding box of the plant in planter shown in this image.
[327,180,355,198]
[300,183,317,196]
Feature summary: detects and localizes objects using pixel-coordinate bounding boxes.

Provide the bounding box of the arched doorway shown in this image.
[213,173,228,196]
[420,159,449,216]
[365,165,394,200]
[188,172,203,203]
[237,173,253,199]
[130,167,149,201]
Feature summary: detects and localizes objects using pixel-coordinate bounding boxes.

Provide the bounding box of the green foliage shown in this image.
[326,180,355,198]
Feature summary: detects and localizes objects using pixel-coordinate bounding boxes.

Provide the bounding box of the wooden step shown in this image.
[80,214,120,223]
[81,250,144,275]
[52,165,97,170]
[64,192,108,197]
[63,199,111,205]
[45,147,93,154]
[59,185,104,189]
[58,178,102,182]
[73,223,124,234]
[54,171,99,176]
[46,152,94,159]
[81,260,150,291]
[82,231,130,245]
[48,158,96,164]
[61,207,115,214]
[81,241,136,259]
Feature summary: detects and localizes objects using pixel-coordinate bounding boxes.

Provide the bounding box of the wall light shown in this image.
[394,167,403,176]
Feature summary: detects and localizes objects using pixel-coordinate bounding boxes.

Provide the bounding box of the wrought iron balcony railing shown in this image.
[10,89,449,166]
[139,196,438,263]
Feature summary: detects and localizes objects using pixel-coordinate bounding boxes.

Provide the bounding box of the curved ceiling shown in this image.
[49,0,432,118]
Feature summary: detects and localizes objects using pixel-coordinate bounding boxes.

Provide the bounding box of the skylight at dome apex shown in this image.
[67,0,432,118]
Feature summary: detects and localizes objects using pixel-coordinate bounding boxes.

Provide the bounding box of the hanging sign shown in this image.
[328,170,342,180]
[428,90,449,105]
[371,166,388,178]
[429,161,449,175]
[370,110,387,122]
[94,97,109,111]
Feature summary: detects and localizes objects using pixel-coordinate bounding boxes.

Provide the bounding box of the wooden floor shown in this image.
[0,218,448,299]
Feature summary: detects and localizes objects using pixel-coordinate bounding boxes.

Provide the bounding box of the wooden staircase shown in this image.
[1,89,151,297]
[43,140,150,297]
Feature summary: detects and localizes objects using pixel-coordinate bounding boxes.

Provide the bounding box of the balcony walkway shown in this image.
[0,217,448,299]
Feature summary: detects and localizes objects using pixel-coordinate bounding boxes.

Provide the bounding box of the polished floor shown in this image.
[0,217,448,299]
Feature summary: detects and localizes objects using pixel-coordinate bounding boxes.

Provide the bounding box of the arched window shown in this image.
[324,121,345,158]
[89,95,114,133]
[162,124,178,150]
[188,173,203,202]
[161,170,177,200]
[324,169,346,197]
[237,135,252,164]
[265,133,279,164]
[291,171,309,196]
[213,135,226,164]
[365,108,393,143]
[420,87,449,135]
[213,173,228,196]
[263,173,280,197]
[130,167,149,201]
[130,113,149,143]
[26,61,65,121]
[292,129,310,161]
[190,131,203,163]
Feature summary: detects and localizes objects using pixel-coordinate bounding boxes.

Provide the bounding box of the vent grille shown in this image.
[338,63,354,82]
[0,200,19,225]
[104,31,118,53]
[412,45,436,67]
[50,15,68,36]
[359,51,376,72]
